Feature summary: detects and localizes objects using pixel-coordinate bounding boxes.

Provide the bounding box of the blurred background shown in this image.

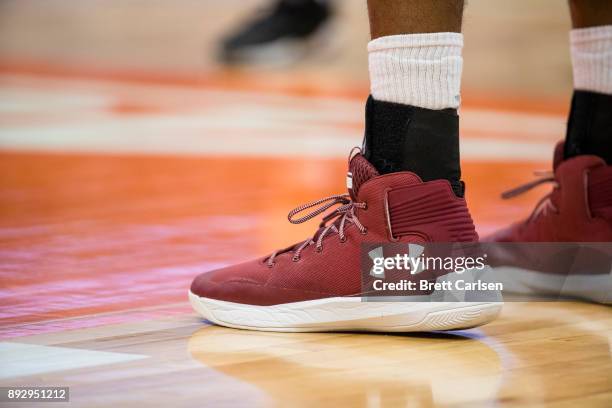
[0,0,578,335]
[1,0,573,98]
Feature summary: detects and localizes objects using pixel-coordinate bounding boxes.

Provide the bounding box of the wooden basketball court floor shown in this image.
[0,67,611,407]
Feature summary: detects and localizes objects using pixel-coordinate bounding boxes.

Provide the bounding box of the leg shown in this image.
[564,0,612,162]
[364,1,466,196]
[189,0,501,331]
[484,0,612,303]
[568,0,612,28]
[368,0,463,37]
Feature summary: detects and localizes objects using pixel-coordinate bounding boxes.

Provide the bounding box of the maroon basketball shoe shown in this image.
[484,142,612,303]
[189,150,502,332]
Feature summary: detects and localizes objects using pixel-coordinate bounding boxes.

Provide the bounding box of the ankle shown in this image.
[564,91,612,164]
[362,96,464,197]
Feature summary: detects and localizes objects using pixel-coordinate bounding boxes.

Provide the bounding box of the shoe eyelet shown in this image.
[315,246,323,253]
[362,203,368,210]
[360,227,368,235]
[267,262,275,268]
[339,236,347,243]
[292,256,300,262]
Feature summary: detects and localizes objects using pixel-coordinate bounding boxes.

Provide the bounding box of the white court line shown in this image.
[0,342,147,380]
[0,74,564,161]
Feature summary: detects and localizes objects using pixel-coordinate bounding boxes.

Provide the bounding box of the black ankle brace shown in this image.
[565,90,612,164]
[362,96,464,197]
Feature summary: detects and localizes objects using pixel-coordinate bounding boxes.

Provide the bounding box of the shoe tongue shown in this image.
[347,153,379,200]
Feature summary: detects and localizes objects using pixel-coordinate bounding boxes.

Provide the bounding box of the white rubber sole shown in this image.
[189,291,503,332]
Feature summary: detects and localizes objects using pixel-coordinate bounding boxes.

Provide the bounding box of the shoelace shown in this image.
[501,170,559,222]
[266,194,367,267]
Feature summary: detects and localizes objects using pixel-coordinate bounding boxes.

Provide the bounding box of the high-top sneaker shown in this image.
[484,142,612,303]
[190,150,502,332]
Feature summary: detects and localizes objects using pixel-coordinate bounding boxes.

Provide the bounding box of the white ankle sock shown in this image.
[368,32,463,110]
[570,25,612,94]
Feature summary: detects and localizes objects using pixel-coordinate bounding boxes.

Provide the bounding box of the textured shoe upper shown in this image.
[191,152,478,305]
[485,142,612,242]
